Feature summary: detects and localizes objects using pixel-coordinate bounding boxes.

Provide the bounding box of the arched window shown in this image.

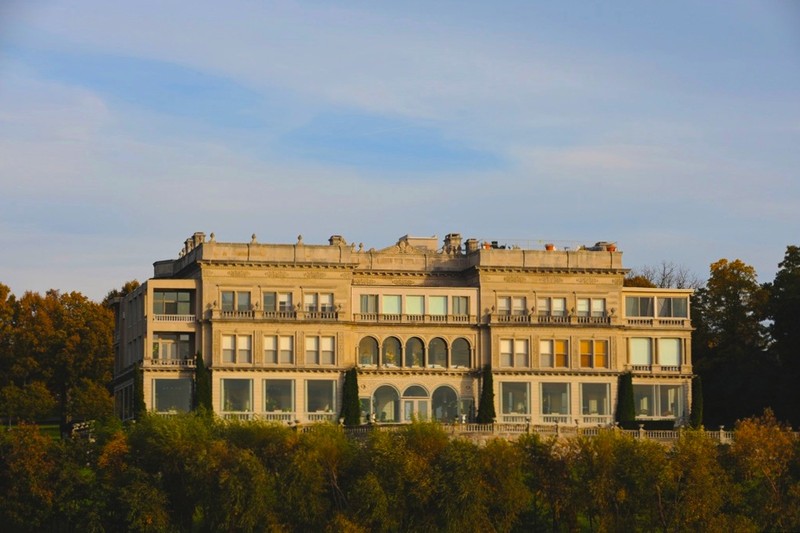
[402,385,429,421]
[432,386,459,422]
[382,337,402,367]
[359,337,378,366]
[374,385,400,423]
[451,338,471,368]
[405,337,425,367]
[429,338,447,368]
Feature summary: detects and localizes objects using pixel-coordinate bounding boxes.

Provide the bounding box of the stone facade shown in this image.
[113,232,693,426]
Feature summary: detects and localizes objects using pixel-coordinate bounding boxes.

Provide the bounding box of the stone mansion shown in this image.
[112,232,693,426]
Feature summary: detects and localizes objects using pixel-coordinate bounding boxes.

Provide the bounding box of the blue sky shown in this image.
[1,1,798,300]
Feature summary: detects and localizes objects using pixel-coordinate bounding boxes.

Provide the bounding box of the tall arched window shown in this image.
[451,338,471,368]
[374,385,400,423]
[405,337,425,367]
[382,337,402,367]
[402,385,429,421]
[432,386,459,421]
[359,337,378,366]
[429,338,447,368]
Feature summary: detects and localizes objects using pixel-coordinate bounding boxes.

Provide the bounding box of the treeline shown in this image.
[2,412,799,532]
[0,284,115,432]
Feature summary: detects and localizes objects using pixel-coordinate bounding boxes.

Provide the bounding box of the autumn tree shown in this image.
[692,259,772,426]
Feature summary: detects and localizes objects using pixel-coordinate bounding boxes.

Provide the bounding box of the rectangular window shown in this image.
[305,335,335,365]
[591,299,606,317]
[577,298,590,317]
[580,340,608,368]
[360,294,378,314]
[306,380,336,413]
[153,378,192,413]
[382,295,402,314]
[581,383,609,415]
[539,339,569,368]
[264,335,277,364]
[222,335,251,363]
[501,382,529,414]
[658,297,688,318]
[153,333,193,360]
[320,293,334,312]
[452,296,469,315]
[630,338,653,365]
[626,296,654,317]
[304,293,318,312]
[406,295,424,315]
[222,379,252,412]
[537,298,549,315]
[278,292,293,312]
[551,298,566,316]
[541,383,570,415]
[279,336,294,364]
[512,297,527,315]
[264,379,294,413]
[634,384,683,418]
[515,339,529,367]
[237,292,251,312]
[263,292,276,312]
[497,297,511,315]
[658,338,682,366]
[153,290,193,315]
[222,291,235,312]
[429,296,448,315]
[500,339,513,367]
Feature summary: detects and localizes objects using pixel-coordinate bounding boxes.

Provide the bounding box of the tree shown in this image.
[616,372,635,428]
[0,381,56,424]
[193,352,212,412]
[766,245,800,425]
[692,259,772,425]
[101,280,140,308]
[690,375,703,428]
[627,261,702,289]
[339,367,361,425]
[476,365,496,423]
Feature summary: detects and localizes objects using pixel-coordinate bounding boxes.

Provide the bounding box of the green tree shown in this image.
[616,372,635,428]
[476,365,495,423]
[692,259,772,426]
[767,245,800,425]
[690,375,704,428]
[193,352,212,412]
[339,367,361,425]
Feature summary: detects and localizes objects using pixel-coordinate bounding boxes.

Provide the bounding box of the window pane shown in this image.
[552,298,566,316]
[382,295,402,314]
[222,335,235,363]
[672,298,688,318]
[542,383,569,414]
[451,338,470,367]
[222,379,252,412]
[222,291,234,311]
[238,335,252,363]
[539,340,553,367]
[658,338,681,366]
[406,296,424,315]
[634,385,655,416]
[500,339,513,367]
[264,379,293,412]
[452,296,468,315]
[263,292,276,312]
[657,298,672,317]
[154,379,192,413]
[405,337,424,367]
[577,298,589,316]
[429,338,447,367]
[429,296,447,315]
[514,339,529,367]
[501,383,529,414]
[591,299,606,317]
[264,336,277,364]
[659,385,683,417]
[237,292,251,311]
[321,336,335,365]
[304,293,318,311]
[279,336,294,364]
[279,293,293,312]
[630,338,652,365]
[359,337,378,365]
[497,297,511,314]
[382,337,401,366]
[306,336,319,364]
[554,340,568,367]
[360,294,377,313]
[580,340,592,367]
[512,297,526,315]
[581,383,609,415]
[320,293,334,311]
[595,341,607,368]
[307,380,336,413]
